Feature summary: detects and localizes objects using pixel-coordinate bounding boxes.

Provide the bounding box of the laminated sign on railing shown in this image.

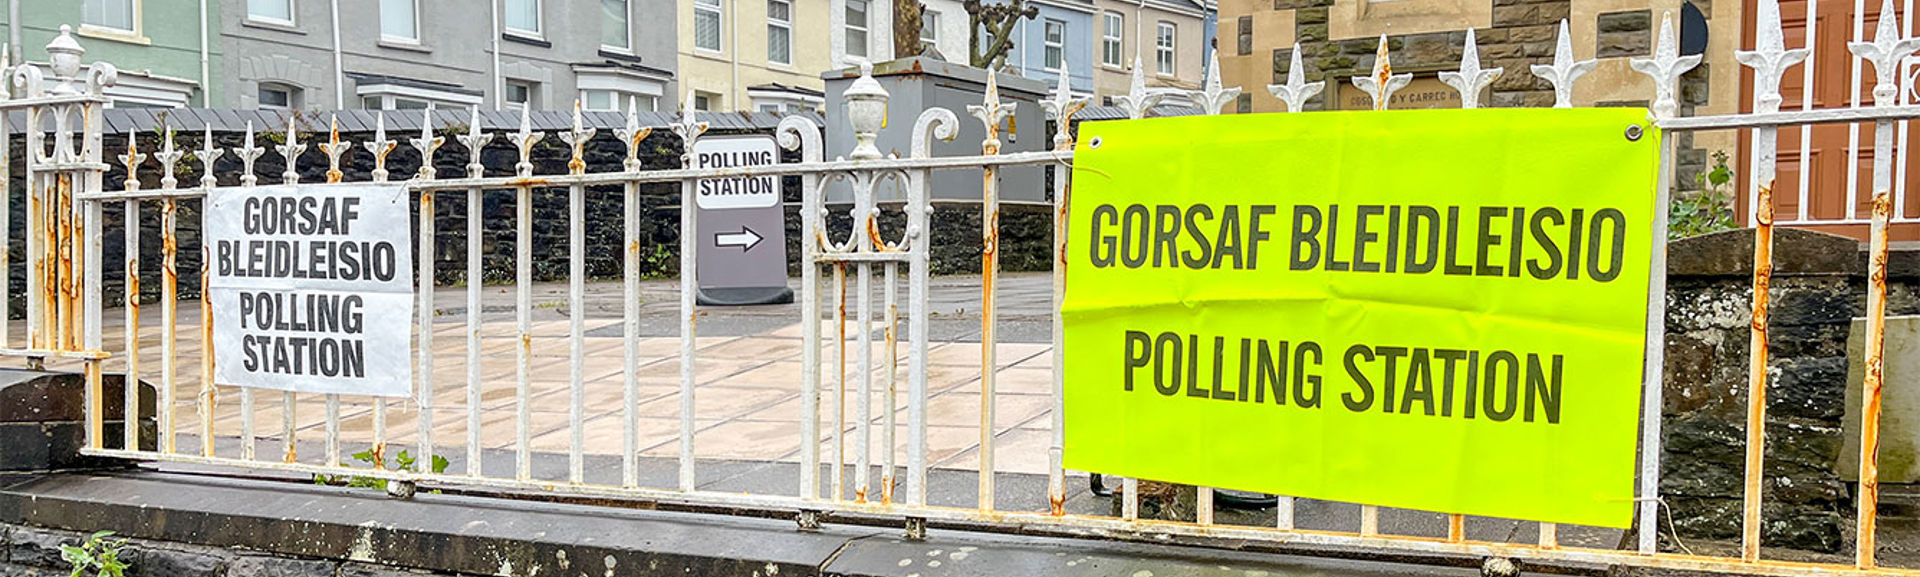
[206,184,414,396]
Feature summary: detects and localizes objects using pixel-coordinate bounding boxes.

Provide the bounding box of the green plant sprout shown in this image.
[1669,150,1736,239]
[61,531,130,577]
[313,449,449,491]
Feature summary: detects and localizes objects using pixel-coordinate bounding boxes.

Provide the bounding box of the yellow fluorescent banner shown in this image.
[1062,109,1660,529]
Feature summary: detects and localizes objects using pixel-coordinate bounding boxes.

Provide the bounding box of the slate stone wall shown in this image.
[0,524,457,577]
[3,129,1056,315]
[1660,228,1920,553]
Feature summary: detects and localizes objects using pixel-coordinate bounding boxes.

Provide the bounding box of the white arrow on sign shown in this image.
[714,227,765,252]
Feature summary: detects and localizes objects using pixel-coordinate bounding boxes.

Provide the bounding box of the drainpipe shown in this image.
[8,0,19,65]
[490,0,501,110]
[730,0,739,109]
[330,0,344,108]
[199,0,211,106]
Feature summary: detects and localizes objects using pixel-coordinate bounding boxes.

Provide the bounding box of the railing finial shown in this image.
[456,106,494,179]
[1186,51,1242,115]
[671,90,710,168]
[1630,12,1704,119]
[1532,20,1597,108]
[236,121,265,187]
[967,68,1013,155]
[276,114,305,185]
[843,58,889,161]
[365,111,396,181]
[1849,0,1920,107]
[318,114,349,183]
[614,96,651,172]
[1113,56,1165,119]
[120,128,146,192]
[508,103,546,177]
[1267,43,1325,113]
[414,104,447,179]
[1350,34,1411,110]
[1439,28,1503,109]
[197,125,224,189]
[1735,0,1809,114]
[559,100,596,175]
[1041,64,1089,151]
[155,124,183,189]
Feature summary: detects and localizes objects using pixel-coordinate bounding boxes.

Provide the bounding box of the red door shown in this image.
[1738,0,1920,239]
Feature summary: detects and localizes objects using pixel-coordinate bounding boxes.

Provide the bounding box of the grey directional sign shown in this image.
[693,135,792,305]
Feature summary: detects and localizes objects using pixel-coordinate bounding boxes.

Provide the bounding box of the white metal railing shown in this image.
[0,2,1915,573]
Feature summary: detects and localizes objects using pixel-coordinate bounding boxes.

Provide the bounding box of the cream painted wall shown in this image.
[1216,0,1295,113]
[1331,0,1492,39]
[1091,0,1211,98]
[677,0,835,110]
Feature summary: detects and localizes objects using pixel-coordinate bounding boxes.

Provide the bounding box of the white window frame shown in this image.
[505,0,542,37]
[357,84,484,110]
[577,69,667,112]
[846,0,869,58]
[81,0,142,37]
[920,9,939,45]
[767,0,793,65]
[1101,12,1123,68]
[694,0,724,53]
[246,0,296,26]
[1042,18,1065,71]
[747,88,824,114]
[602,0,632,52]
[504,80,536,109]
[380,0,419,43]
[1155,21,1176,76]
[257,83,297,109]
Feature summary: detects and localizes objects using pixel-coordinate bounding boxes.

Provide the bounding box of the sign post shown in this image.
[206,183,414,397]
[693,135,793,305]
[1062,109,1661,528]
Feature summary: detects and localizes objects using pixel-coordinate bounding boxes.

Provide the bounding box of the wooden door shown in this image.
[1738,0,1920,239]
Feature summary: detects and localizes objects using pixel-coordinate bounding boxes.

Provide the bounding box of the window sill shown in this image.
[378,39,431,53]
[242,18,305,34]
[598,48,643,62]
[1099,63,1127,72]
[502,31,551,48]
[76,25,150,46]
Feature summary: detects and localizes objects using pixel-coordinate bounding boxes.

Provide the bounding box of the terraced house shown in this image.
[218,0,677,112]
[1089,0,1215,100]
[5,0,222,107]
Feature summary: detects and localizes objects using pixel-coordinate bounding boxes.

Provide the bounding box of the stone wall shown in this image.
[1254,0,1714,189]
[3,127,1055,314]
[1659,228,1920,553]
[1,524,451,577]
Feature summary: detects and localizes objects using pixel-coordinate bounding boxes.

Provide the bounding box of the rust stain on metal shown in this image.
[866,215,896,252]
[1857,191,1892,569]
[628,128,654,159]
[505,177,552,187]
[201,245,217,458]
[1742,180,1775,564]
[325,120,343,183]
[881,475,895,505]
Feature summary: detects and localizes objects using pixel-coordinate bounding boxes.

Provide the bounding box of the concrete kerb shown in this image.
[0,470,1499,577]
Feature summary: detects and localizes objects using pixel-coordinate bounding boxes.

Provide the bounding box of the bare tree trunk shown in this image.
[894,0,923,58]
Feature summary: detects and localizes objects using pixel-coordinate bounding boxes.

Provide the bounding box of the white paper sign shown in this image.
[207,184,414,397]
[693,135,781,209]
